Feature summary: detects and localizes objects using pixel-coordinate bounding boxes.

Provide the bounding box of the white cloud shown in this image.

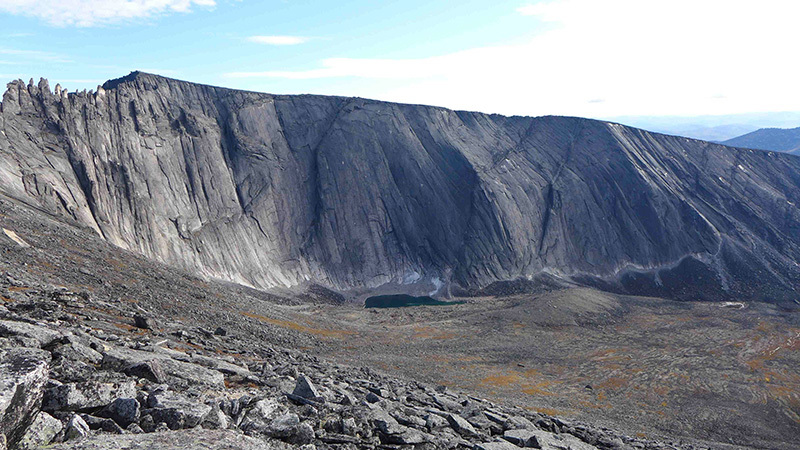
[0,0,216,27]
[227,57,436,80]
[0,48,72,63]
[247,36,310,46]
[225,0,800,117]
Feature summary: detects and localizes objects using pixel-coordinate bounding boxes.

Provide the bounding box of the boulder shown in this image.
[290,374,325,404]
[239,398,284,433]
[426,413,449,431]
[447,413,479,438]
[80,414,124,434]
[504,415,536,431]
[52,343,103,365]
[265,413,315,445]
[47,428,278,449]
[503,429,599,450]
[122,360,166,383]
[133,314,156,330]
[265,413,299,438]
[200,406,228,430]
[101,346,224,387]
[433,394,462,412]
[475,441,522,450]
[42,380,135,412]
[371,407,431,445]
[0,321,65,348]
[144,391,212,430]
[16,411,62,449]
[503,428,541,447]
[97,397,140,427]
[190,354,250,377]
[63,414,89,441]
[0,348,50,449]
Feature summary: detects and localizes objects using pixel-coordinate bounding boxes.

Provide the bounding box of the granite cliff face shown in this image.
[1,72,799,304]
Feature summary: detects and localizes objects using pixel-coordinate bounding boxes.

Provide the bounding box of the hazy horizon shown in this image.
[1,0,799,122]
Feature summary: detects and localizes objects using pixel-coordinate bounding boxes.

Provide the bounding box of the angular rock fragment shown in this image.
[101,346,224,387]
[474,441,523,450]
[52,343,103,365]
[47,428,276,449]
[122,360,167,383]
[80,414,124,434]
[63,414,90,441]
[257,412,314,444]
[97,397,140,428]
[289,374,325,404]
[144,391,212,430]
[190,354,251,377]
[503,428,541,447]
[16,411,62,450]
[0,348,50,449]
[0,321,65,348]
[200,406,228,430]
[42,380,135,412]
[447,413,479,438]
[133,314,156,330]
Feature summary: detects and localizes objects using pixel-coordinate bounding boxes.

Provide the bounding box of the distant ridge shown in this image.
[723,127,800,155]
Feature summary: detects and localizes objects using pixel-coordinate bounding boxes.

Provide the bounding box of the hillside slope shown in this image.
[1,72,799,304]
[723,127,800,155]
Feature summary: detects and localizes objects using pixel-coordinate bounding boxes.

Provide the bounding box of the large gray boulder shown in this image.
[16,411,62,449]
[144,391,212,430]
[0,348,49,449]
[100,346,224,387]
[47,428,285,449]
[63,414,90,441]
[42,380,136,412]
[447,413,479,438]
[0,321,65,349]
[96,398,140,428]
[474,441,523,450]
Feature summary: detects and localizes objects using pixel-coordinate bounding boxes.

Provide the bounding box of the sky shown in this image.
[1,0,799,120]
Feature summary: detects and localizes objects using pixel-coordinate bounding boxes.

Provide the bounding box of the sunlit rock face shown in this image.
[1,72,799,304]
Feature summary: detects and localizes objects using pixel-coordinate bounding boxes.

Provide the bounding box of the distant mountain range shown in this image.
[723,127,800,155]
[608,111,800,142]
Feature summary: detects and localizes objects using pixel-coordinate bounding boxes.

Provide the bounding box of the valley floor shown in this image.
[1,193,798,449]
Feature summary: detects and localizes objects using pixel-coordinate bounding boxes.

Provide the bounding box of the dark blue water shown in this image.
[364,294,464,308]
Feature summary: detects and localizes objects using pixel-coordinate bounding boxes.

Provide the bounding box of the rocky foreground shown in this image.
[0,274,706,450]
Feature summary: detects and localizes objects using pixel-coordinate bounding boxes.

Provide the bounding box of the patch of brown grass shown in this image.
[411,326,458,340]
[529,406,566,416]
[242,312,356,339]
[596,376,628,390]
[481,372,521,387]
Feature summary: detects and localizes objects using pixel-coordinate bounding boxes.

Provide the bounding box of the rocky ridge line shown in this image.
[1,73,799,304]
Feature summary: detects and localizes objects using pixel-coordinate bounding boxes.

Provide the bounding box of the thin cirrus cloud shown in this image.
[0,48,72,63]
[247,36,311,46]
[0,0,216,27]
[225,0,800,117]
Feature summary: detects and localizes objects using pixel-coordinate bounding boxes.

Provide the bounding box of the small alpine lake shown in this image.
[364,294,465,308]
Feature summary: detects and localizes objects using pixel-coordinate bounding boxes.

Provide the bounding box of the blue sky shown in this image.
[1,0,799,120]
